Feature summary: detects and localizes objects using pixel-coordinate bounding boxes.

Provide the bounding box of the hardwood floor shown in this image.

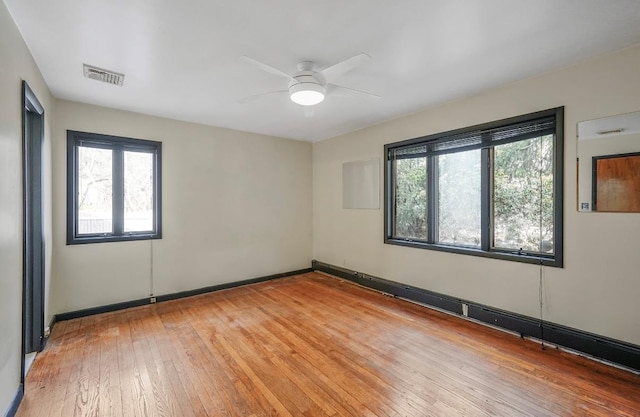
[17,272,640,417]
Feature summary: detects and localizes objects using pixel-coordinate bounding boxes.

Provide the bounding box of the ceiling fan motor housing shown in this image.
[289,71,326,105]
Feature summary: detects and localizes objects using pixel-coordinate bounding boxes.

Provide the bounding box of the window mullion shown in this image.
[480,147,491,251]
[69,140,79,239]
[153,150,161,236]
[112,148,124,236]
[388,157,396,238]
[427,154,437,243]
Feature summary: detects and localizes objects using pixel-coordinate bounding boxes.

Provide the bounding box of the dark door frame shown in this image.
[21,80,45,385]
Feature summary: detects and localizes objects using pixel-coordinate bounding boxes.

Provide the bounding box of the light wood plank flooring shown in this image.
[17,272,640,416]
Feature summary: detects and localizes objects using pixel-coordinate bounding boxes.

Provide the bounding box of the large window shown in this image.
[385,108,563,266]
[67,130,162,244]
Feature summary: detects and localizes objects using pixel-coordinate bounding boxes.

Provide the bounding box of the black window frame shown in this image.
[384,107,564,267]
[67,130,162,244]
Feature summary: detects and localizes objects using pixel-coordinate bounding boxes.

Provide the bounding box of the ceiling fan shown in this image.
[239,53,380,106]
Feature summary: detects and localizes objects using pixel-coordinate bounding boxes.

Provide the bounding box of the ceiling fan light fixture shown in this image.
[289,82,325,106]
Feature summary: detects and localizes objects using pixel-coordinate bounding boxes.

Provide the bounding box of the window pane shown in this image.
[493,135,554,253]
[394,157,427,240]
[437,150,481,247]
[77,146,113,234]
[124,151,154,232]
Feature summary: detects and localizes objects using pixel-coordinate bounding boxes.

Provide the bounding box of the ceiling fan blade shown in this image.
[240,56,294,80]
[328,83,381,99]
[237,90,288,104]
[320,53,371,82]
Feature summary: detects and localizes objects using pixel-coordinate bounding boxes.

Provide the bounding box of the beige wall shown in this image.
[0,1,54,413]
[52,100,312,313]
[313,44,640,346]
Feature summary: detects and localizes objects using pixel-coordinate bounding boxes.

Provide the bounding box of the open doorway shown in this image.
[22,81,45,380]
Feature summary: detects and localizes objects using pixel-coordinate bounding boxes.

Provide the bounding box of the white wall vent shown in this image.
[83,64,125,86]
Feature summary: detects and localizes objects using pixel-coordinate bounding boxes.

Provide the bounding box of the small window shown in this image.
[67,131,162,244]
[384,108,564,267]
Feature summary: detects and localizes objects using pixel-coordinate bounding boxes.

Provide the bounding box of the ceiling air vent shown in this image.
[83,64,125,86]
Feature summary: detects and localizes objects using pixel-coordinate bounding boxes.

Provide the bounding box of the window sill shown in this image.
[67,233,162,245]
[384,238,562,267]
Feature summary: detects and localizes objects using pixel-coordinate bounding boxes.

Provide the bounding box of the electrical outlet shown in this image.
[150,297,156,303]
[462,303,469,317]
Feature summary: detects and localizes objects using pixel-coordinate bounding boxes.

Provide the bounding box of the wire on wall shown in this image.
[150,240,154,297]
[539,258,545,350]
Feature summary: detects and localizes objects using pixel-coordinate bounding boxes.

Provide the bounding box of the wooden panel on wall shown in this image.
[594,153,640,212]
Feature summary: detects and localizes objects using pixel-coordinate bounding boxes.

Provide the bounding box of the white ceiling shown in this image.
[6,0,640,142]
